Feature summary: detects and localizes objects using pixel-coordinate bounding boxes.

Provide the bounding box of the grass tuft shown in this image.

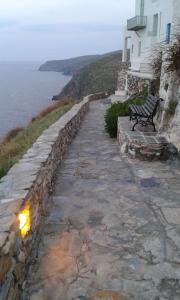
[3,127,24,143]
[31,97,74,122]
[0,100,73,179]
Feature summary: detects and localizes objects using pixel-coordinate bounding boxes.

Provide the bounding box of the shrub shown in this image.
[150,34,180,80]
[105,95,145,138]
[166,100,178,116]
[105,102,128,138]
[151,48,163,79]
[0,167,6,178]
[165,34,180,74]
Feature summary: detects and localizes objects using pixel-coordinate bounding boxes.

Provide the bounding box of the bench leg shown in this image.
[132,118,138,131]
[149,117,156,132]
[129,109,132,121]
[152,121,156,132]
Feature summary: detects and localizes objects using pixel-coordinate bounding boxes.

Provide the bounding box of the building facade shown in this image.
[123,0,180,77]
[117,0,180,149]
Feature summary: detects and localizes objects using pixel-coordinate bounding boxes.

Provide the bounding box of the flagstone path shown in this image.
[24,100,180,300]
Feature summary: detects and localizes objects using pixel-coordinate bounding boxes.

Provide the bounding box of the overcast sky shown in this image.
[0,0,135,61]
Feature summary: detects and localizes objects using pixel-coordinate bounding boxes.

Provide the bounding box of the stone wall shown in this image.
[118,117,176,161]
[158,51,180,151]
[116,68,156,97]
[87,92,110,101]
[0,94,103,300]
[168,99,180,151]
[116,63,130,93]
[126,72,153,96]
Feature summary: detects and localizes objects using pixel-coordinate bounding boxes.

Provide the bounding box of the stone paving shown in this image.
[24,100,180,300]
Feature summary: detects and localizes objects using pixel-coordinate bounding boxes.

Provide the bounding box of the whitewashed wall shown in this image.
[158,49,180,151]
[126,0,174,72]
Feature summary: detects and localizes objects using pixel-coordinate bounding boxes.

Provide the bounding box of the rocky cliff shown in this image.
[50,51,122,100]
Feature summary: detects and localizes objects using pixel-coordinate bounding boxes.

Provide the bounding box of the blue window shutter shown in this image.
[166,23,171,44]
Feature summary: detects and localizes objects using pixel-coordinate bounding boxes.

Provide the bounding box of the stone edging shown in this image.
[0,93,104,300]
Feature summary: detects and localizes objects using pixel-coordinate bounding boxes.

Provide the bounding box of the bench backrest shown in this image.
[144,95,160,116]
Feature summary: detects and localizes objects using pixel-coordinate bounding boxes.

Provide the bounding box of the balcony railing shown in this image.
[127,16,147,31]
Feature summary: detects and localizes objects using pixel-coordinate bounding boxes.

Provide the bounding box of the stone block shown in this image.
[93,290,128,300]
[0,256,12,284]
[161,208,180,225]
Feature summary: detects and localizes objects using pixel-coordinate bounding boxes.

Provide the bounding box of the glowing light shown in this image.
[18,204,31,238]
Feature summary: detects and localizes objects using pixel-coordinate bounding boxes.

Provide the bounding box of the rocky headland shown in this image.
[39,51,123,100]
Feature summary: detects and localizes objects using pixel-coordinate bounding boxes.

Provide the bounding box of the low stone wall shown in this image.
[116,68,157,98]
[0,94,101,300]
[126,72,152,96]
[87,91,110,101]
[118,117,177,161]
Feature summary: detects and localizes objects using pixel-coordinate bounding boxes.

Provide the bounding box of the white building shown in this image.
[123,0,180,79]
[116,0,180,150]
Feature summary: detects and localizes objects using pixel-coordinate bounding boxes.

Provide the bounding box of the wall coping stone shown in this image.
[127,70,154,80]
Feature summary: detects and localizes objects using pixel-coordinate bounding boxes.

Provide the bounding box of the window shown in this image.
[153,14,158,36]
[132,44,134,54]
[166,23,171,44]
[138,41,141,57]
[140,0,144,16]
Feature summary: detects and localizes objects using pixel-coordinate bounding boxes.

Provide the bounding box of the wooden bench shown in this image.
[129,95,163,131]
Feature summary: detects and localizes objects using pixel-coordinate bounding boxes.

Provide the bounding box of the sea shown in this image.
[0,61,71,141]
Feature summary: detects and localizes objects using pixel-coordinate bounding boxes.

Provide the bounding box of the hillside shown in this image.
[0,100,72,179]
[53,50,123,100]
[39,55,102,75]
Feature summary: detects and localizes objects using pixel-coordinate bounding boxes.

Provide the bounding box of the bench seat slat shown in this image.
[144,104,154,115]
[141,106,151,116]
[145,101,156,111]
[146,98,157,108]
[146,99,155,107]
[129,104,148,117]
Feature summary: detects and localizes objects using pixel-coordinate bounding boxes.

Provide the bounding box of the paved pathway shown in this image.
[24,100,180,300]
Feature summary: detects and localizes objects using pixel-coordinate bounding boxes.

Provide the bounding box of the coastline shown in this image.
[0,62,71,141]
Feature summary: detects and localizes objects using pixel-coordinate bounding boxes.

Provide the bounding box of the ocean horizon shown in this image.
[0,61,71,141]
